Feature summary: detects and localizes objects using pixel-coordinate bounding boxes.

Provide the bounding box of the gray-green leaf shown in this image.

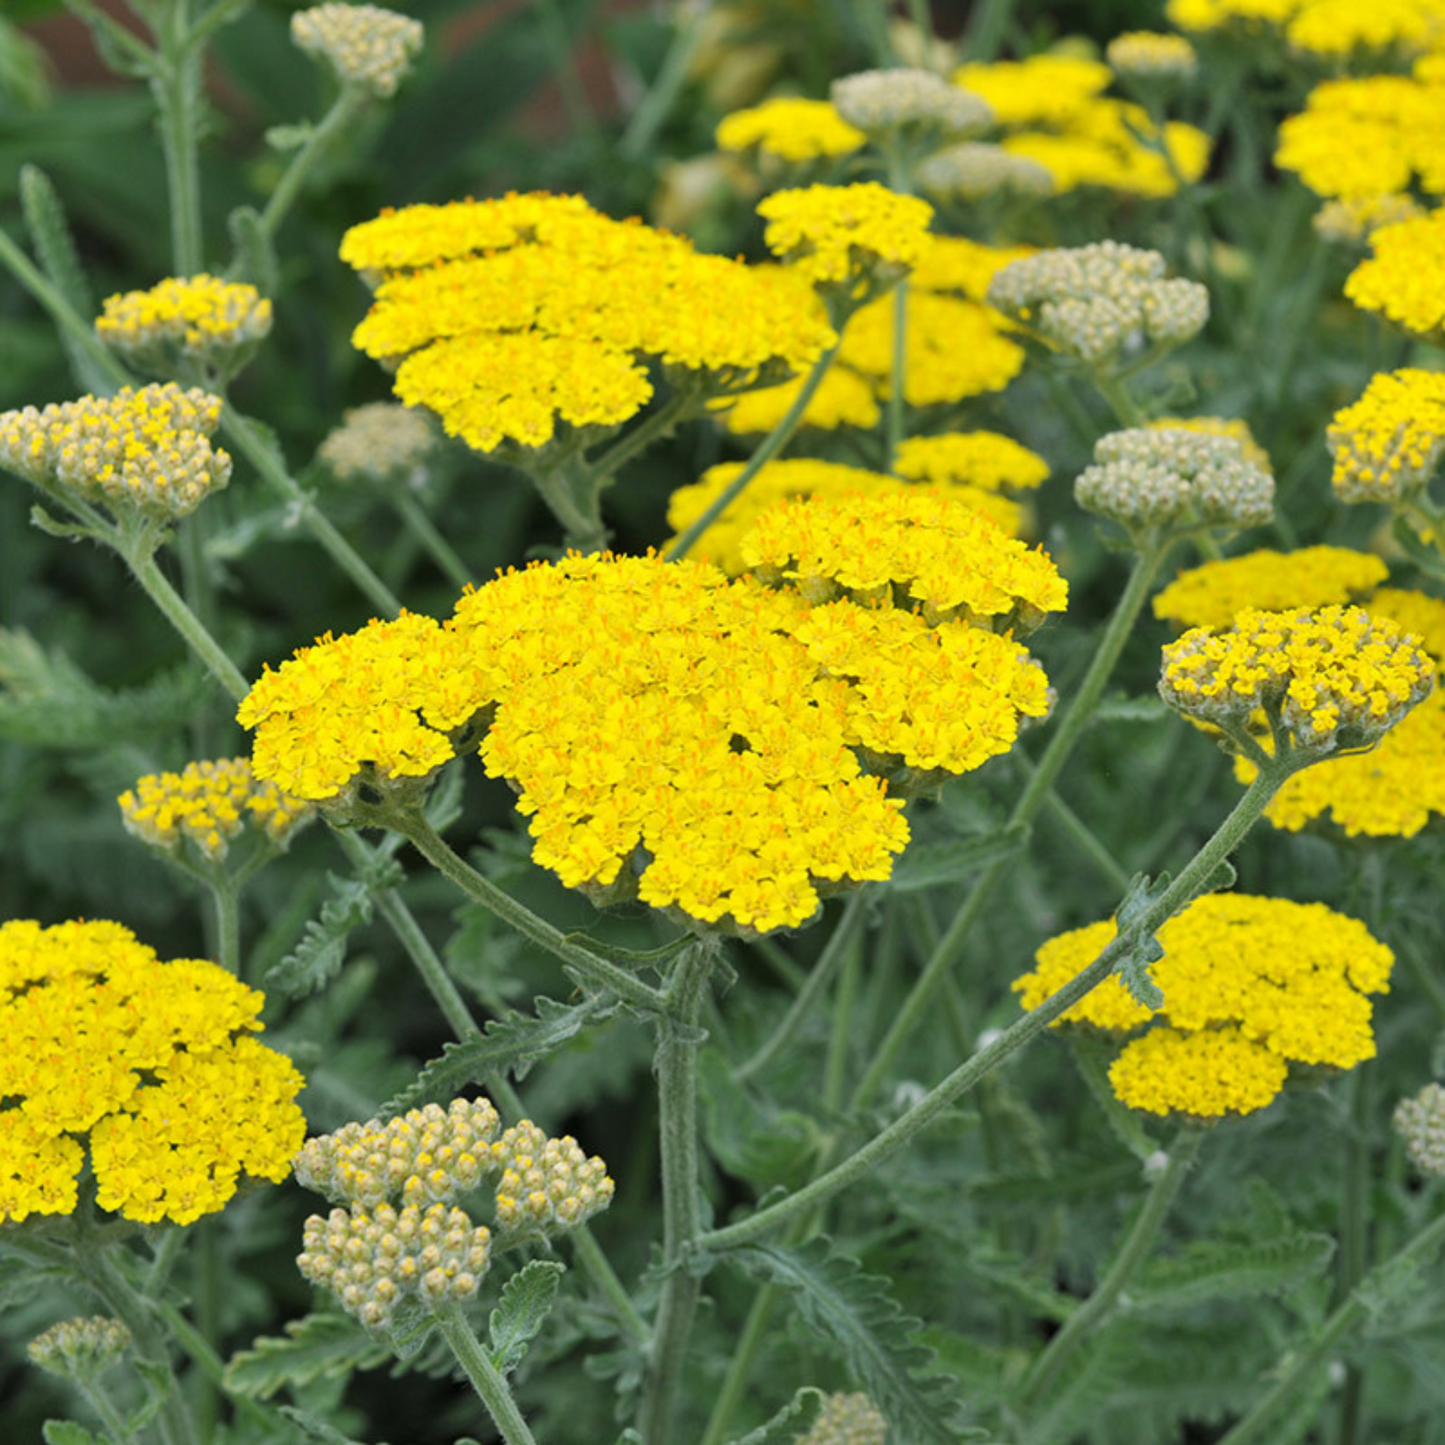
[489,1259,566,1374]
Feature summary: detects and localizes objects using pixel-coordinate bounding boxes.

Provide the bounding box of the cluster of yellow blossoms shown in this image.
[118,757,312,863]
[0,918,305,1225]
[716,97,866,163]
[0,383,231,521]
[1344,210,1445,338]
[1327,369,1445,504]
[1013,895,1393,1117]
[96,275,272,374]
[1170,0,1445,57]
[294,1098,613,1329]
[343,191,833,453]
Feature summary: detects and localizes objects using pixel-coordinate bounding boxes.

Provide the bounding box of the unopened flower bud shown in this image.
[27,1317,130,1384]
[1394,1083,1445,1176]
[318,402,437,486]
[96,275,271,380]
[291,4,423,98]
[798,1391,888,1445]
[1106,31,1197,81]
[916,141,1054,199]
[831,67,991,144]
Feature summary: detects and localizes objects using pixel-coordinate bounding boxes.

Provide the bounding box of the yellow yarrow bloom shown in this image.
[715,366,882,436]
[893,432,1049,492]
[1159,604,1434,749]
[715,96,866,162]
[1152,547,1388,630]
[1345,209,1445,338]
[908,235,1037,302]
[1327,368,1445,503]
[1012,894,1393,1118]
[0,918,304,1225]
[951,55,1112,126]
[96,274,272,374]
[118,757,313,862]
[1286,0,1445,56]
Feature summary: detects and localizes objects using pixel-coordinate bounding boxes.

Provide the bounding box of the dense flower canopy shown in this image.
[1344,209,1445,338]
[1327,368,1445,503]
[715,97,866,162]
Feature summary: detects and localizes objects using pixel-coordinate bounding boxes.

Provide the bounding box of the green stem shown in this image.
[963,0,1017,60]
[665,342,842,561]
[1334,1061,1374,1445]
[153,0,205,275]
[637,940,717,1445]
[568,1222,651,1347]
[389,487,474,592]
[736,890,869,1083]
[1091,369,1147,429]
[155,1300,285,1434]
[192,1219,220,1442]
[393,810,665,1013]
[126,549,250,700]
[1018,1126,1206,1409]
[619,4,709,158]
[886,279,908,470]
[257,87,367,242]
[221,407,403,617]
[851,541,1171,1107]
[432,1298,539,1445]
[691,759,1291,1255]
[79,1377,134,1443]
[696,1283,779,1445]
[528,457,609,553]
[209,879,240,974]
[1218,1208,1445,1445]
[581,390,696,491]
[535,0,595,136]
[1022,759,1133,894]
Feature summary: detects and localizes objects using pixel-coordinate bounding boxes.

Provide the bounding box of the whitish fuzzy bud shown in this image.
[0,384,230,521]
[1106,31,1197,80]
[916,142,1053,198]
[297,1201,491,1329]
[319,402,437,485]
[291,3,423,98]
[1075,426,1274,534]
[489,1119,616,1238]
[1312,194,1424,248]
[831,67,991,143]
[27,1317,131,1383]
[986,241,1208,367]
[797,1391,888,1445]
[1395,1083,1445,1176]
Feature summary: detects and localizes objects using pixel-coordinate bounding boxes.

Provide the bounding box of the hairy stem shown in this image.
[432,1298,540,1445]
[127,549,251,700]
[153,0,205,275]
[258,86,367,241]
[389,487,474,592]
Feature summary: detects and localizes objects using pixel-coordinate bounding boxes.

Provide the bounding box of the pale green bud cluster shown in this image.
[319,402,437,485]
[297,1201,491,1330]
[290,3,423,98]
[293,1098,502,1208]
[830,68,991,143]
[1394,1083,1445,1176]
[491,1119,616,1239]
[797,1392,888,1445]
[0,384,230,521]
[27,1316,131,1384]
[916,142,1053,199]
[1106,30,1198,80]
[986,241,1208,367]
[1075,427,1274,533]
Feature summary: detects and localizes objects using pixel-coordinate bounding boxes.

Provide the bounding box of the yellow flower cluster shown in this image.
[0,383,230,521]
[1159,605,1434,749]
[664,456,1025,573]
[1107,30,1199,77]
[1152,547,1388,630]
[893,431,1049,491]
[1327,368,1445,503]
[1344,209,1445,338]
[290,2,423,98]
[0,918,304,1225]
[1314,193,1426,246]
[1012,894,1393,1117]
[238,611,489,802]
[799,1393,889,1445]
[757,181,935,293]
[318,402,435,484]
[96,274,272,371]
[738,490,1066,631]
[118,757,312,862]
[953,55,1113,126]
[715,97,865,162]
[907,235,1036,301]
[1170,0,1445,54]
[717,365,882,436]
[344,192,834,453]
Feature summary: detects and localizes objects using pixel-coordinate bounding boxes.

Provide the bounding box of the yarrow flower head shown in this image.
[986,242,1209,368]
[0,384,230,522]
[797,1391,889,1445]
[893,431,1049,492]
[915,142,1054,200]
[715,97,866,164]
[118,757,313,865]
[830,67,992,145]
[1394,1083,1445,1176]
[1159,605,1434,752]
[1327,368,1445,505]
[1345,209,1445,339]
[1148,414,1272,471]
[1013,894,1394,1119]
[318,402,437,485]
[96,275,272,380]
[952,54,1112,127]
[290,3,423,98]
[0,918,305,1225]
[1074,426,1274,539]
[1107,30,1199,79]
[27,1317,130,1385]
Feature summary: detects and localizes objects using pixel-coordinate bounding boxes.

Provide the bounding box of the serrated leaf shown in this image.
[43,1424,103,1445]
[223,1313,390,1400]
[275,1407,365,1445]
[265,872,377,997]
[724,1386,825,1444]
[731,1239,963,1443]
[1131,1233,1335,1311]
[1022,1320,1133,1445]
[377,994,616,1119]
[489,1260,565,1374]
[885,824,1030,892]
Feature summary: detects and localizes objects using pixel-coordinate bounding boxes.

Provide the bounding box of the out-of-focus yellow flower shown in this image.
[715,96,866,163]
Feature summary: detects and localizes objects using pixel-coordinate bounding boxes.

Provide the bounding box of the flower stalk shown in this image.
[432,1298,539,1445]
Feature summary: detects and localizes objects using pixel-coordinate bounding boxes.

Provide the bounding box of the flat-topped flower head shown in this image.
[1107,30,1199,79]
[738,490,1066,633]
[717,365,882,437]
[119,757,313,864]
[1152,547,1388,631]
[915,142,1054,199]
[0,384,229,522]
[908,236,1038,302]
[951,55,1113,127]
[27,1317,130,1385]
[1075,426,1274,538]
[830,67,992,144]
[893,431,1049,492]
[1345,210,1445,339]
[1159,605,1434,751]
[319,402,436,485]
[1013,893,1394,1119]
[757,182,935,302]
[0,918,305,1225]
[290,3,423,97]
[237,611,490,805]
[715,97,866,164]
[96,275,272,379]
[1327,368,1445,505]
[986,242,1209,368]
[1395,1083,1445,1176]
[1148,414,1272,471]
[798,1392,888,1445]
[489,1118,616,1238]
